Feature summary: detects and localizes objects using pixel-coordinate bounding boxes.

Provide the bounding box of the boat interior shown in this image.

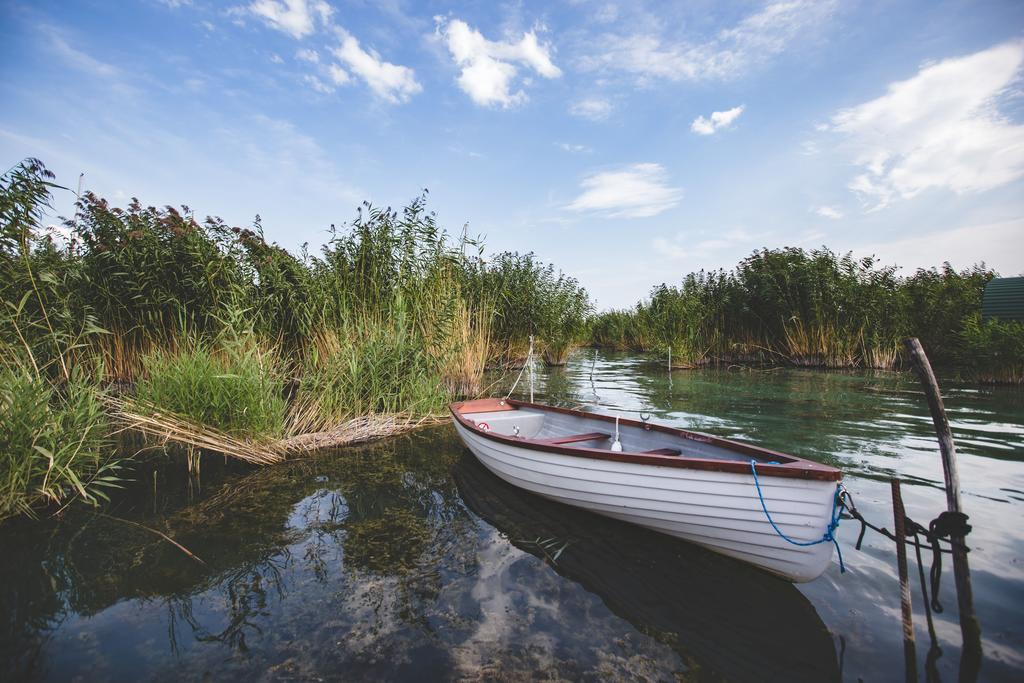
[455,399,789,464]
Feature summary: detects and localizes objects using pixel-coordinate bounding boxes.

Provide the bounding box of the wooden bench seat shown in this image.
[536,432,609,445]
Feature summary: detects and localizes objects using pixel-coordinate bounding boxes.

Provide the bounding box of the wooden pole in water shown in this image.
[903,337,982,672]
[891,478,917,682]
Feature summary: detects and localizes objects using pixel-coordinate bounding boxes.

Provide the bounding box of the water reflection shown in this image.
[454,453,840,681]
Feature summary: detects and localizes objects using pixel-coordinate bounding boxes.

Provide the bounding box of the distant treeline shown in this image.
[589,247,1022,383]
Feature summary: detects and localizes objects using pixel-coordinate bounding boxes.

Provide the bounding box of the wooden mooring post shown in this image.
[903,337,982,677]
[891,478,917,682]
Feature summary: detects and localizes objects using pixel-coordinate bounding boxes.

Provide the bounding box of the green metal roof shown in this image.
[983,277,1024,323]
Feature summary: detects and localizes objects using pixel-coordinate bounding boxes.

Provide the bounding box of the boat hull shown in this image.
[453,419,838,582]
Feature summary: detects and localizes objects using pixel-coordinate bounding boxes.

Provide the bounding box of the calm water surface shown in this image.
[2,352,1022,681]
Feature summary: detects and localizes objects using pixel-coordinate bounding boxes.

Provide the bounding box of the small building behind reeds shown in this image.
[982,277,1024,323]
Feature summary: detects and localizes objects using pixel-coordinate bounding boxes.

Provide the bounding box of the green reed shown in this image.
[590,247,1005,375]
[1,159,604,520]
[477,251,591,366]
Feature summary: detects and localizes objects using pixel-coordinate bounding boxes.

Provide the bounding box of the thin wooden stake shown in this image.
[891,478,917,683]
[903,336,982,673]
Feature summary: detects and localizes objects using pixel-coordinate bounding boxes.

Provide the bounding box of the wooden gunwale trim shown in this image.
[449,399,842,482]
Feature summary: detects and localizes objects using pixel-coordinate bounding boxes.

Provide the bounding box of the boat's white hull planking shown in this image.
[454,421,837,582]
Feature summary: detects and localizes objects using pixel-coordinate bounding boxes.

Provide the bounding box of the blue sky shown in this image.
[2,0,1023,308]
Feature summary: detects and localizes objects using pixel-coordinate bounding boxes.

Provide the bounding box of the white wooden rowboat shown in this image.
[450,398,844,582]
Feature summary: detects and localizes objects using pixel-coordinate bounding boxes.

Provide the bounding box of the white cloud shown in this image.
[326,63,351,86]
[244,0,332,39]
[557,142,591,153]
[330,31,421,103]
[691,105,744,135]
[580,0,837,83]
[652,236,688,260]
[800,139,820,156]
[296,48,320,63]
[304,74,333,94]
[569,97,612,121]
[653,228,766,261]
[857,219,1023,276]
[270,53,284,64]
[832,41,1024,209]
[41,25,120,78]
[814,206,843,220]
[437,18,562,108]
[566,163,682,218]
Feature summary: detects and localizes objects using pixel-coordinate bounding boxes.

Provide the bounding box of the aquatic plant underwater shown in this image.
[1,157,1020,520]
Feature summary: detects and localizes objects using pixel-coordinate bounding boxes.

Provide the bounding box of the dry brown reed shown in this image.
[441,300,491,396]
[108,395,443,466]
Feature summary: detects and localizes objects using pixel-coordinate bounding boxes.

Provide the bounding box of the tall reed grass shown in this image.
[1,159,599,520]
[0,366,119,521]
[1,159,121,520]
[591,248,1004,375]
[135,335,287,439]
[478,252,591,366]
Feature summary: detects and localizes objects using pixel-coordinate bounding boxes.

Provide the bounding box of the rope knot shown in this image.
[930,511,971,540]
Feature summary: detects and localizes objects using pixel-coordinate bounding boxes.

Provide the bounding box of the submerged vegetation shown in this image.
[590,247,1020,378]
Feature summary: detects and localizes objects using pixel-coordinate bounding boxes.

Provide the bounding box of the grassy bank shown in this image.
[0,159,589,520]
[590,247,1022,378]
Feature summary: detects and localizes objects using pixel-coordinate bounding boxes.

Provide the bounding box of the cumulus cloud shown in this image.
[831,41,1024,209]
[437,18,561,107]
[566,163,682,218]
[304,74,333,94]
[244,0,332,39]
[238,1,418,104]
[814,206,843,219]
[326,63,350,85]
[330,30,421,103]
[580,0,837,83]
[569,97,613,121]
[691,105,744,135]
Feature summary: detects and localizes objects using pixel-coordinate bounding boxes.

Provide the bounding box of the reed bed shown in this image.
[0,159,592,519]
[590,248,1013,375]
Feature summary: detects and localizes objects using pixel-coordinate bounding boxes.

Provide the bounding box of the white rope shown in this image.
[503,338,534,402]
[529,335,534,403]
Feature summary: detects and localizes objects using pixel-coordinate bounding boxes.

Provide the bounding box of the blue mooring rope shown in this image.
[750,460,846,574]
